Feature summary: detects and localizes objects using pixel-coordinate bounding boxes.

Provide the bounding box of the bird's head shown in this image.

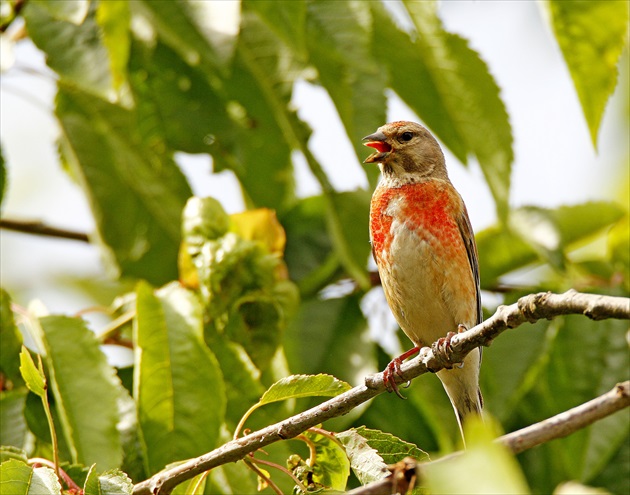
[363,121,447,181]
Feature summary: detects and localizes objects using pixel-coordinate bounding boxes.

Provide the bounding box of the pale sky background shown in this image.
[1,1,628,323]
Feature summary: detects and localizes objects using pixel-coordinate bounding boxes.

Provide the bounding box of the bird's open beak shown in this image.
[362,130,392,163]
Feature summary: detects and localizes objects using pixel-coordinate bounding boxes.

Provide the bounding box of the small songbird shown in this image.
[364,121,483,438]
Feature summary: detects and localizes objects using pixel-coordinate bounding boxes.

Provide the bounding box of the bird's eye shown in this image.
[399,132,414,143]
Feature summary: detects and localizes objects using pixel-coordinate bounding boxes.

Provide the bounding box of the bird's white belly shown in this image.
[378,220,462,347]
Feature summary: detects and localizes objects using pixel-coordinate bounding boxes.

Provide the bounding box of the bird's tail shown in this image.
[436,347,483,444]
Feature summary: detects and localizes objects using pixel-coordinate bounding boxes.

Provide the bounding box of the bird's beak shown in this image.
[362,130,391,164]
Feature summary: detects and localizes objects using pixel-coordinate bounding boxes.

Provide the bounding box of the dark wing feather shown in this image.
[457,205,482,326]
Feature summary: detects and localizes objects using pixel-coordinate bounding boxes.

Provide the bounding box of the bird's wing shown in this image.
[457,205,482,326]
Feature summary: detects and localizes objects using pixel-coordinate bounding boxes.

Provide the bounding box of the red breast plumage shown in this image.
[364,121,483,440]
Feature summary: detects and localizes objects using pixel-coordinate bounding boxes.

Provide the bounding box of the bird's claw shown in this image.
[382,346,420,399]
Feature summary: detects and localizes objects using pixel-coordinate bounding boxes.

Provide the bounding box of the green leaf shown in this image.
[226,12,300,211]
[546,0,629,146]
[336,429,389,485]
[1,289,23,386]
[127,39,229,156]
[18,347,46,398]
[476,202,626,287]
[204,335,265,428]
[23,1,113,96]
[134,282,226,474]
[303,429,350,491]
[375,1,514,217]
[182,197,230,242]
[31,0,89,24]
[283,294,376,387]
[96,0,130,90]
[0,446,28,463]
[0,459,62,495]
[281,195,339,294]
[259,374,351,405]
[133,0,239,71]
[56,84,192,284]
[246,0,307,58]
[84,467,133,495]
[350,426,429,464]
[423,417,530,494]
[548,202,625,246]
[0,389,28,449]
[481,319,552,423]
[0,144,6,210]
[38,316,122,469]
[327,190,372,287]
[305,1,386,186]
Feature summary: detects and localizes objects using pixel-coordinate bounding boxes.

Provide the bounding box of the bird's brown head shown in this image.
[363,121,447,181]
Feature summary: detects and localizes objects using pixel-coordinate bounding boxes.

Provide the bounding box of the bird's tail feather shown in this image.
[436,347,483,444]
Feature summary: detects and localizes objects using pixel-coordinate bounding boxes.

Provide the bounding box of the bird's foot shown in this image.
[432,331,460,370]
[383,346,420,399]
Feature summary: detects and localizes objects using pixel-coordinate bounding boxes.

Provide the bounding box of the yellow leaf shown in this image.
[230,209,286,256]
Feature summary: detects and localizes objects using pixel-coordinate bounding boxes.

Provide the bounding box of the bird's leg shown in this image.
[383,346,420,399]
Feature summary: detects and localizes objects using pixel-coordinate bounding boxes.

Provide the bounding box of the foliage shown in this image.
[1,0,628,494]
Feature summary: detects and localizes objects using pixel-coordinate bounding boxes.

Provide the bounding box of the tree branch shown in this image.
[0,218,90,242]
[500,380,630,454]
[132,291,630,495]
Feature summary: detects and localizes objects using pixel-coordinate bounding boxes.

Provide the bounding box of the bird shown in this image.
[363,121,483,439]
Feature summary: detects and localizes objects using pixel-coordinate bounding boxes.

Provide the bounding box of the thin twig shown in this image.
[0,218,90,242]
[132,290,629,495]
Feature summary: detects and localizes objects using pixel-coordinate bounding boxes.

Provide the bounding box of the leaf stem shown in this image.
[37,355,61,483]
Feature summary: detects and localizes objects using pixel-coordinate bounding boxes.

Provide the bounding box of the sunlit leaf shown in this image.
[350,426,429,464]
[230,208,286,255]
[0,459,62,495]
[24,1,112,96]
[18,347,45,398]
[84,467,133,495]
[303,429,350,490]
[259,374,351,405]
[134,282,226,474]
[38,316,122,469]
[132,0,239,71]
[96,0,130,90]
[546,0,629,146]
[336,428,389,485]
[373,1,514,217]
